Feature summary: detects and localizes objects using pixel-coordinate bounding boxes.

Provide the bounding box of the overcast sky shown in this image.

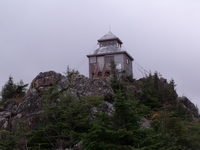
[0,1,200,106]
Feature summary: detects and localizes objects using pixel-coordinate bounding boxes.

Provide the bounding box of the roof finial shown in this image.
[109,24,111,32]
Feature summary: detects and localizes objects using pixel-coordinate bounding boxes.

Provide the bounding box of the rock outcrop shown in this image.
[30,71,64,91]
[140,118,151,129]
[1,70,199,150]
[68,74,113,101]
[0,71,114,132]
[178,96,199,117]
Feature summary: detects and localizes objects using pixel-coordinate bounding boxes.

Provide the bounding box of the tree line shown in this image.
[0,71,200,149]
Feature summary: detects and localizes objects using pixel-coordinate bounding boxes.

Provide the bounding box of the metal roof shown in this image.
[92,45,124,54]
[98,31,123,44]
[87,51,134,61]
[98,31,118,40]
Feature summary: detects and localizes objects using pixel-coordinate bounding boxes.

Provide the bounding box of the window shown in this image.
[105,56,114,63]
[100,40,117,47]
[126,58,129,64]
[116,63,121,69]
[90,57,96,63]
[109,40,117,45]
[101,41,107,47]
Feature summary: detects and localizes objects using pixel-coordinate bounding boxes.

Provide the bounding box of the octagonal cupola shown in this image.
[92,31,124,55]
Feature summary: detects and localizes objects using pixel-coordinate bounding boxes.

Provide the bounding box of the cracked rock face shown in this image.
[0,71,114,132]
[178,96,199,117]
[68,74,114,101]
[29,71,65,92]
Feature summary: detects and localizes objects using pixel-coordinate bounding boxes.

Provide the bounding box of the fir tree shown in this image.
[1,76,16,102]
[1,76,28,103]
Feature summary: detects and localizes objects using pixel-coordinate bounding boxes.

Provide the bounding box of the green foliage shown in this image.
[0,130,16,150]
[138,72,177,110]
[1,76,16,102]
[0,76,28,103]
[64,66,79,79]
[113,90,140,130]
[15,79,29,97]
[83,70,200,150]
[28,86,103,149]
[169,78,176,91]
[149,106,200,150]
[0,118,33,150]
[83,90,144,150]
[109,59,126,92]
[15,118,30,149]
[1,70,200,150]
[139,77,161,108]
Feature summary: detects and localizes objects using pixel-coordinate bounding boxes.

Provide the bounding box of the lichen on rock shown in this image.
[0,70,114,132]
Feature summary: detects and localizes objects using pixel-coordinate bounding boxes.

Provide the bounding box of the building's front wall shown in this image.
[88,52,133,78]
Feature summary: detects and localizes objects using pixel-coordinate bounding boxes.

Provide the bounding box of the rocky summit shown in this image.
[0,71,114,132]
[0,71,198,133]
[0,70,200,150]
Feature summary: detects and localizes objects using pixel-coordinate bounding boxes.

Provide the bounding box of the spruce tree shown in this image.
[83,90,144,150]
[28,86,103,149]
[1,76,28,103]
[1,76,16,102]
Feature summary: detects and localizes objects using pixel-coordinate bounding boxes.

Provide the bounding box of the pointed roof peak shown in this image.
[98,31,123,44]
[99,31,117,40]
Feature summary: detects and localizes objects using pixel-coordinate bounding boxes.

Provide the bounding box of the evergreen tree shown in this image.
[1,76,16,102]
[28,86,103,149]
[15,79,28,97]
[0,130,17,150]
[83,90,143,150]
[1,76,28,103]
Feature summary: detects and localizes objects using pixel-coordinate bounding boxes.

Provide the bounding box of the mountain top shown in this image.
[0,70,199,149]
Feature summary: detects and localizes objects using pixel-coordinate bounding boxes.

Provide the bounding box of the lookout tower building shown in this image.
[87,31,133,79]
